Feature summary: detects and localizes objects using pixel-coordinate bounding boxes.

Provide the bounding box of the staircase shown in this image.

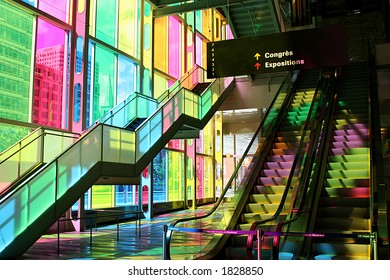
[225,69,321,260]
[0,67,234,259]
[311,62,372,260]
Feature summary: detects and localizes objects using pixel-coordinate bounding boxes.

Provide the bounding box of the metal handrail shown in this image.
[55,209,144,255]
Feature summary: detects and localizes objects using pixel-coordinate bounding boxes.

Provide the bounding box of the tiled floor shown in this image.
[18,205,214,260]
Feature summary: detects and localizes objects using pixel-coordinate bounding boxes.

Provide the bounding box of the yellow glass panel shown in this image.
[118,0,137,57]
[154,17,168,72]
[89,0,96,36]
[92,185,114,208]
[78,0,85,13]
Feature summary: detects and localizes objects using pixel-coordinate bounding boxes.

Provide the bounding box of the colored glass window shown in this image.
[96,0,117,46]
[34,18,67,129]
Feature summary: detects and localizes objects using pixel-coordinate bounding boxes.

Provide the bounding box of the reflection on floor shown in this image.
[19,205,214,260]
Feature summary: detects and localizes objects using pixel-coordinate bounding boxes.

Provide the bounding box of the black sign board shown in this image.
[207,25,348,78]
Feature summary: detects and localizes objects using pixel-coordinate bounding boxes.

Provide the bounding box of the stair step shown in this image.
[328,154,369,163]
[316,218,370,230]
[323,187,369,198]
[320,207,369,218]
[254,185,286,194]
[271,148,296,155]
[313,253,370,260]
[321,197,369,207]
[334,123,368,131]
[331,141,368,149]
[247,203,279,214]
[313,243,371,259]
[250,194,283,204]
[335,111,368,118]
[242,213,282,223]
[333,128,369,136]
[238,222,278,231]
[257,177,286,186]
[326,169,369,179]
[324,178,369,188]
[330,147,369,156]
[265,162,294,169]
[263,169,292,177]
[332,135,368,142]
[267,155,295,162]
[334,119,368,126]
[328,162,369,170]
[276,136,309,143]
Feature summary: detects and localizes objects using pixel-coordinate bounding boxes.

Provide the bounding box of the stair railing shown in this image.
[156,64,208,104]
[0,67,234,258]
[0,127,80,196]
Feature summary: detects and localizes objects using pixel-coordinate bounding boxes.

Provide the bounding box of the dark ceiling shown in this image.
[150,0,384,39]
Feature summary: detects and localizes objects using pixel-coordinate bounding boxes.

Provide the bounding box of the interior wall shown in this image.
[220,73,287,134]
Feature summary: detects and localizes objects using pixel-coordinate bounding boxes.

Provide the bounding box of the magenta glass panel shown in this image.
[38,0,69,22]
[167,140,183,150]
[168,16,181,79]
[34,18,67,129]
[196,155,204,199]
[195,35,202,66]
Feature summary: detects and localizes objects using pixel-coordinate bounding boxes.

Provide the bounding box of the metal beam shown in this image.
[153,0,248,17]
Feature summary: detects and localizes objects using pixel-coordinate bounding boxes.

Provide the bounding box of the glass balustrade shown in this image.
[0,128,79,194]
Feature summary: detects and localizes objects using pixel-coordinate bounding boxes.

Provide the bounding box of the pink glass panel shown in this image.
[34,19,67,129]
[38,0,68,22]
[168,16,181,79]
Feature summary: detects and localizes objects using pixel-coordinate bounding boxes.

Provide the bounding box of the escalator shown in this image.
[0,67,234,259]
[164,68,329,260]
[309,62,373,260]
[224,69,322,260]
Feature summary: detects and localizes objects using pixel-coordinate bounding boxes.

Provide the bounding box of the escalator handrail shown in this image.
[163,71,299,259]
[269,67,340,260]
[297,67,348,259]
[367,43,389,257]
[245,68,328,259]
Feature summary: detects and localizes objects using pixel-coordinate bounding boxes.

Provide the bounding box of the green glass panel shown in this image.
[96,0,117,46]
[28,163,56,221]
[143,68,151,96]
[0,1,33,123]
[0,124,30,153]
[195,10,202,32]
[153,150,167,202]
[144,1,151,17]
[92,185,113,208]
[203,156,213,199]
[168,151,183,201]
[93,46,115,122]
[153,73,168,99]
[144,23,151,51]
[57,143,82,198]
[118,0,137,57]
